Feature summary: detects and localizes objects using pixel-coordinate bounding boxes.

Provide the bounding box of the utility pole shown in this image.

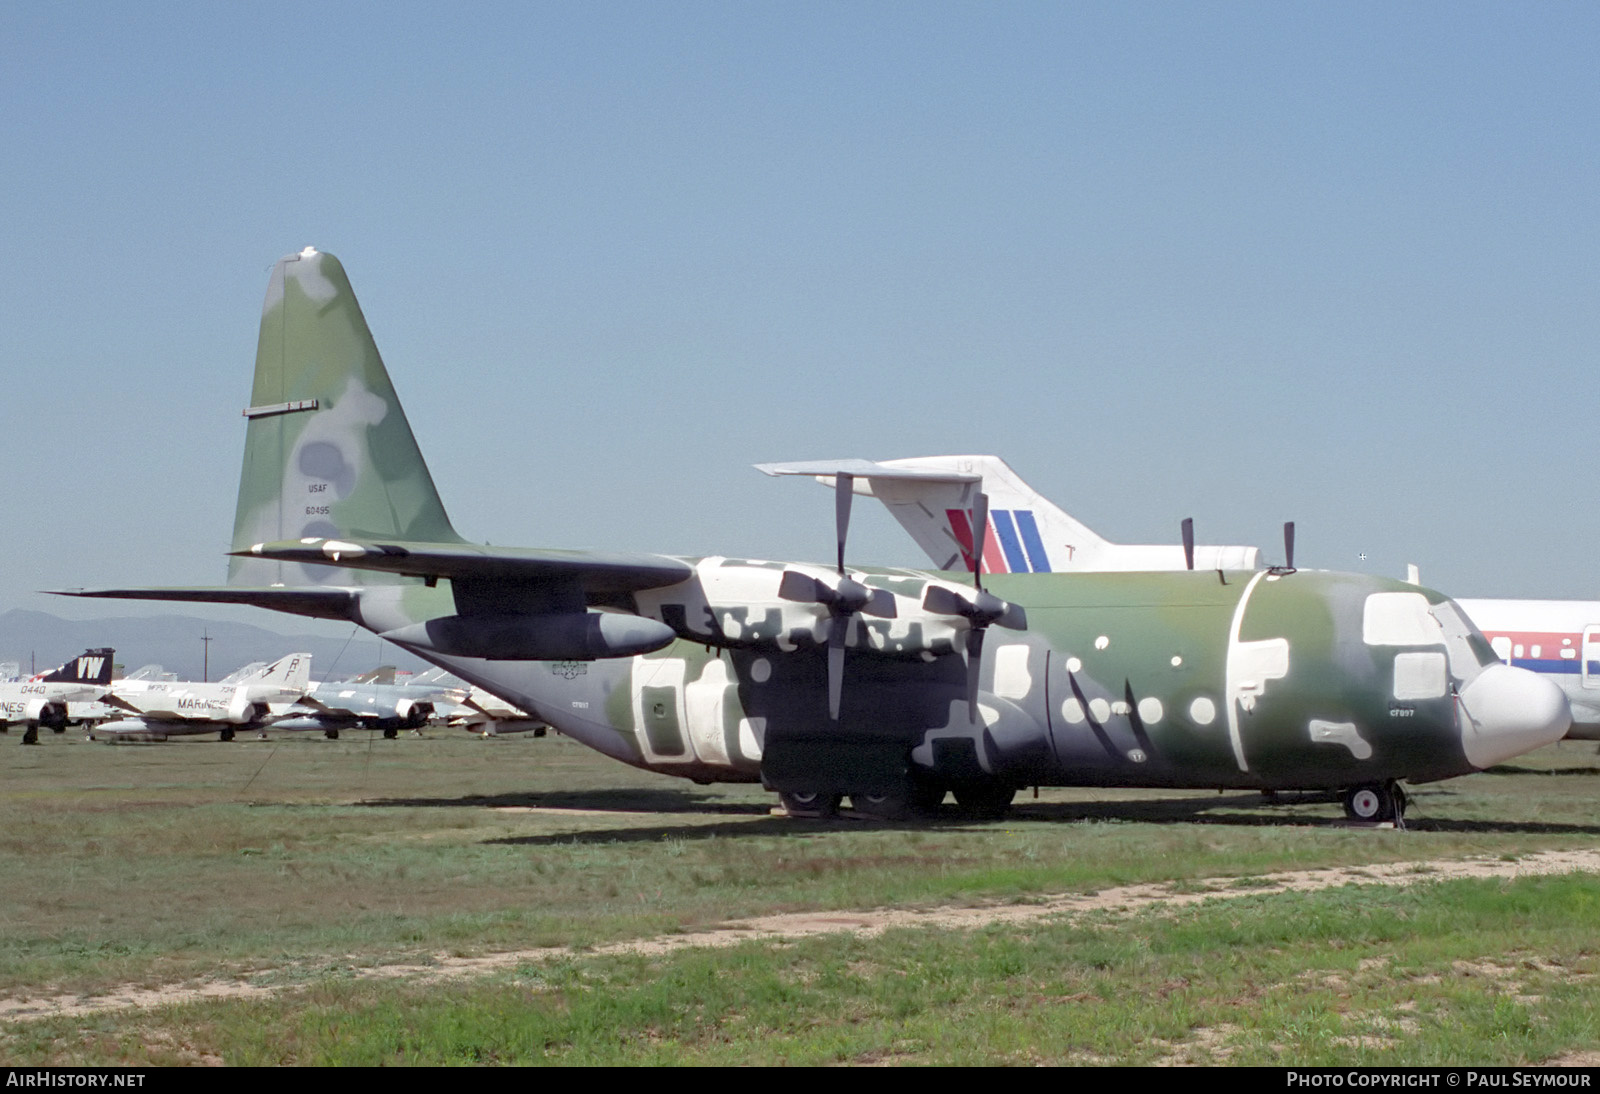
[201,630,213,683]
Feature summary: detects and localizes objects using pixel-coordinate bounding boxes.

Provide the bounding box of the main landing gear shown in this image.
[1342,780,1407,825]
[777,790,844,818]
[775,779,1019,821]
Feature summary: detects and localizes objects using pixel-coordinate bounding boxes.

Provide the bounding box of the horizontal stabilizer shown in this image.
[755,459,982,491]
[232,539,693,594]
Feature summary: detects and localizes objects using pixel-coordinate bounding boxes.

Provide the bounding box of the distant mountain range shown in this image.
[0,609,435,682]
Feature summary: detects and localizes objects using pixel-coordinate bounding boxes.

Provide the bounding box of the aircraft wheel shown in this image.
[22,724,39,745]
[1342,782,1397,822]
[383,727,398,739]
[778,790,842,818]
[324,729,340,740]
[850,789,912,821]
[953,783,1016,819]
[220,727,235,742]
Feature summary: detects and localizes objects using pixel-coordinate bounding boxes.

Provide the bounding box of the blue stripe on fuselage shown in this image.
[1510,658,1600,677]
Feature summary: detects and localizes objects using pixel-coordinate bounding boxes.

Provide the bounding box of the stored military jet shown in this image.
[94,652,311,741]
[62,248,1571,821]
[272,667,461,738]
[407,668,548,736]
[0,648,114,744]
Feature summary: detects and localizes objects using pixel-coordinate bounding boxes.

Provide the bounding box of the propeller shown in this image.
[1181,517,1195,571]
[921,490,1025,719]
[776,472,896,720]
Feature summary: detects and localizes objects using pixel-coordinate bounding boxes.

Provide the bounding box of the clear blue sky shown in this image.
[5,1,1598,636]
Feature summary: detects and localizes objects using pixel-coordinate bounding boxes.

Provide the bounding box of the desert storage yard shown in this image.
[2,731,1597,1065]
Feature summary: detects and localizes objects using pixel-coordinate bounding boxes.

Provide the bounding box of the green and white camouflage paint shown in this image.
[66,249,1572,822]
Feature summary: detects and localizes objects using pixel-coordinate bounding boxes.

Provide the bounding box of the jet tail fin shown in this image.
[350,666,398,686]
[229,247,465,589]
[35,648,115,686]
[236,652,313,689]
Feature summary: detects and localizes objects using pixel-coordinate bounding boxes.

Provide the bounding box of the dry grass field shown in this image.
[2,728,1597,1064]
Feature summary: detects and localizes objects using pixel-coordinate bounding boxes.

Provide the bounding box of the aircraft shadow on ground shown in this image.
[1013,794,1600,836]
[357,788,1600,843]
[356,787,774,816]
[1482,763,1600,777]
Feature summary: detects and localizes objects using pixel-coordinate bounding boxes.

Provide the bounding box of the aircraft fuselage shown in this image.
[345,561,1549,800]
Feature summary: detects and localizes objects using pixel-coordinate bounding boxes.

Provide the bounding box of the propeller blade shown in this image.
[862,587,898,619]
[835,472,854,576]
[971,491,990,590]
[923,583,967,617]
[828,615,847,720]
[779,570,824,604]
[995,601,1028,630]
[1283,521,1296,570]
[966,626,984,720]
[1181,517,1195,571]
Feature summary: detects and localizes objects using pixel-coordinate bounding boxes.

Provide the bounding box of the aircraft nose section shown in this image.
[1457,663,1571,768]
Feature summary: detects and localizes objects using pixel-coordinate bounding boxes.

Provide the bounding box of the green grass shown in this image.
[8,875,1597,1065]
[2,731,1599,1063]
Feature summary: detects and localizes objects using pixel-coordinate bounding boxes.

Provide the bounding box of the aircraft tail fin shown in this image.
[35,648,115,686]
[235,651,313,689]
[349,666,397,686]
[758,455,1110,573]
[229,247,465,588]
[755,454,1267,572]
[759,455,1261,573]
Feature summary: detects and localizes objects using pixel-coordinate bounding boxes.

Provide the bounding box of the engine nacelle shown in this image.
[381,612,675,661]
[226,693,268,725]
[393,699,433,729]
[23,697,67,728]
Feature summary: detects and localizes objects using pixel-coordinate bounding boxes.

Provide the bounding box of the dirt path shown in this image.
[6,847,1599,1022]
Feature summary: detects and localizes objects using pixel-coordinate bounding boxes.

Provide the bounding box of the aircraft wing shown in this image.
[230,539,692,593]
[97,692,144,714]
[55,585,359,621]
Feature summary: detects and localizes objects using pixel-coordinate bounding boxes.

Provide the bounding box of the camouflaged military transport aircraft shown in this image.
[62,248,1572,822]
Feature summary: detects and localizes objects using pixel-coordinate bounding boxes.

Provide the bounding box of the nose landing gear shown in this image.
[1342,780,1407,825]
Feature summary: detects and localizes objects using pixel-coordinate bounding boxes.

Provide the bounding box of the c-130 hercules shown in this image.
[64,248,1570,822]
